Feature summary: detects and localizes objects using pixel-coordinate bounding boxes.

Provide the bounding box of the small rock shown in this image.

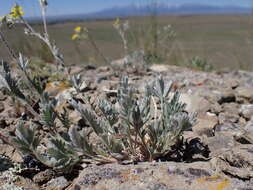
[69,66,85,75]
[218,112,239,123]
[209,102,222,114]
[0,144,22,163]
[149,64,169,73]
[227,79,239,89]
[179,93,210,113]
[240,104,253,120]
[206,134,236,157]
[33,169,56,184]
[193,113,217,137]
[46,176,69,190]
[236,87,253,103]
[217,89,236,104]
[215,122,242,134]
[97,66,110,72]
[245,120,253,133]
[222,103,239,115]
[69,111,83,126]
[210,144,253,180]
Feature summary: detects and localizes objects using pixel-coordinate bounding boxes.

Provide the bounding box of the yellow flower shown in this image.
[74,26,82,33]
[113,18,120,26]
[72,33,79,40]
[9,4,24,19]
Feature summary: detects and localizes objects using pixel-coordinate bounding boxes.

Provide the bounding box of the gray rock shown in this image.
[193,113,217,137]
[209,102,222,114]
[71,162,250,190]
[218,112,239,123]
[179,93,211,114]
[149,64,169,73]
[240,104,253,120]
[215,122,242,134]
[245,120,253,133]
[236,87,253,103]
[33,169,56,184]
[210,144,253,180]
[206,134,236,157]
[222,103,239,115]
[216,89,236,104]
[46,176,69,190]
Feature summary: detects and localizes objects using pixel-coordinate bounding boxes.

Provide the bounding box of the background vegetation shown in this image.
[0,14,253,70]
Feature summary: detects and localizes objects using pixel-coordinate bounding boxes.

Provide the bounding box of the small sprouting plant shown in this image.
[0,1,197,174]
[1,53,196,171]
[187,56,213,72]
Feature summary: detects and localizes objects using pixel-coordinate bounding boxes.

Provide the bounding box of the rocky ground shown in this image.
[0,64,253,190]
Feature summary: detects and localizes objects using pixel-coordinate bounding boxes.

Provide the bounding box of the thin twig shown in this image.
[151,96,157,121]
[88,32,109,65]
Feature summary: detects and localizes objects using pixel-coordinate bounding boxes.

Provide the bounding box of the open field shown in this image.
[1,14,253,70]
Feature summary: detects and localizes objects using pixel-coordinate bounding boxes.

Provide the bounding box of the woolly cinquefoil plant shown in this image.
[2,56,196,172]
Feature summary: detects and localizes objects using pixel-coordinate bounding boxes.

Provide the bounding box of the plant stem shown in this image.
[87,32,109,65]
[0,29,18,60]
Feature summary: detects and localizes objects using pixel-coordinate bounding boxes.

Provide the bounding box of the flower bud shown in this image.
[40,0,48,7]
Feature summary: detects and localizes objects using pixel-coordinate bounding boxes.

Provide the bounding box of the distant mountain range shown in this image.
[30,4,253,22]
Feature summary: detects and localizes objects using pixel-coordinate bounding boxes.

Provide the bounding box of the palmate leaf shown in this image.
[70,74,82,92]
[68,126,94,156]
[71,99,123,155]
[1,61,26,101]
[100,134,124,154]
[98,99,118,126]
[166,91,186,114]
[47,138,80,172]
[17,54,45,95]
[58,107,71,129]
[12,121,40,155]
[40,100,57,130]
[139,87,151,124]
[152,75,173,99]
[71,100,104,135]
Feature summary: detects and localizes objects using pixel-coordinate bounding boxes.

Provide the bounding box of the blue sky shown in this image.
[0,0,252,17]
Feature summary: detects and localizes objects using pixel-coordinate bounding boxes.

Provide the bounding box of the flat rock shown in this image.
[215,122,242,135]
[71,162,251,190]
[210,144,253,180]
[206,133,237,157]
